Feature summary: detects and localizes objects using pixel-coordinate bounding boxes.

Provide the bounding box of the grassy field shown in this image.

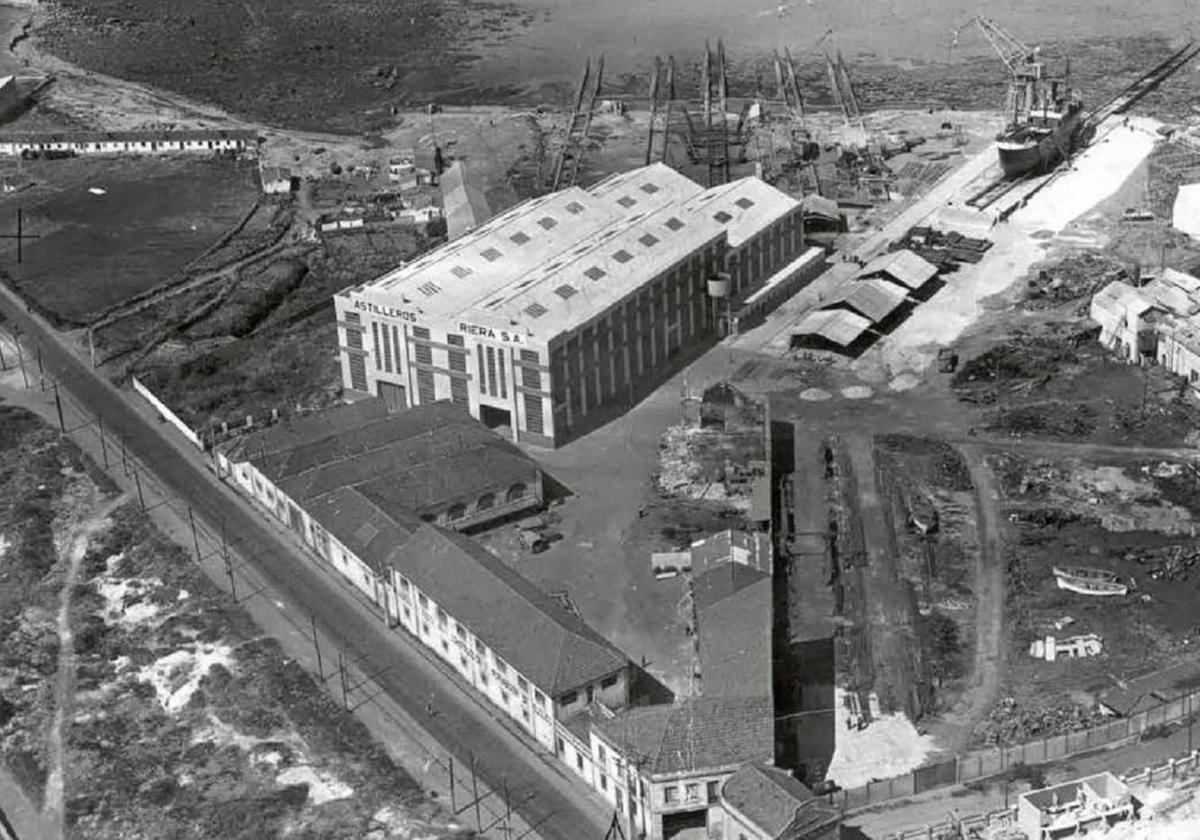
[0,155,259,327]
[131,228,431,429]
[0,403,462,838]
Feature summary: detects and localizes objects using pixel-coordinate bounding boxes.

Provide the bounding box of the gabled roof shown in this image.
[690,530,773,576]
[823,277,909,323]
[681,177,800,248]
[305,486,424,575]
[695,564,773,700]
[592,696,774,776]
[858,249,938,290]
[1090,279,1155,323]
[442,161,493,240]
[792,308,873,347]
[385,525,628,695]
[1142,268,1200,317]
[222,398,390,463]
[722,764,840,840]
[800,194,841,223]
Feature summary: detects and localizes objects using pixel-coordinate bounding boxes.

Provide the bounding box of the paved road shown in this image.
[0,287,608,840]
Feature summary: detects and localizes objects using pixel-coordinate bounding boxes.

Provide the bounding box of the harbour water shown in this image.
[463,0,1200,95]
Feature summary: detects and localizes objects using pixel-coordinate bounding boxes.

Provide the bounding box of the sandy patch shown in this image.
[826,688,938,789]
[93,552,166,629]
[800,387,832,401]
[888,373,922,392]
[368,806,468,840]
[137,643,235,713]
[856,117,1161,374]
[842,385,873,399]
[0,532,8,561]
[276,765,354,806]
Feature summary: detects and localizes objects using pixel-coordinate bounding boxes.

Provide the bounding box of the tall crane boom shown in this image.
[956,15,1037,78]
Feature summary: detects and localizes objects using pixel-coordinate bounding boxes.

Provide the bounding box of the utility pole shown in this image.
[310,614,324,679]
[14,336,26,388]
[221,518,237,601]
[471,752,482,833]
[50,382,64,432]
[338,651,348,707]
[187,507,202,562]
[97,415,109,468]
[133,466,146,511]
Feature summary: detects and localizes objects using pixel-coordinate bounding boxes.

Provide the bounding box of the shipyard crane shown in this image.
[952,15,1040,80]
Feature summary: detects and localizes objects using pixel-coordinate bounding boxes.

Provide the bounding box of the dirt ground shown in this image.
[0,402,463,838]
[0,155,258,327]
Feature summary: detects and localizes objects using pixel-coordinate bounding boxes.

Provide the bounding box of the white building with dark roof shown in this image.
[335,163,816,447]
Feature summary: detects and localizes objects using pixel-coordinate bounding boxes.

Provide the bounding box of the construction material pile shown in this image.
[953,331,1093,404]
[1021,252,1132,311]
[1123,543,1200,582]
[655,425,760,509]
[894,225,992,269]
[975,697,1110,747]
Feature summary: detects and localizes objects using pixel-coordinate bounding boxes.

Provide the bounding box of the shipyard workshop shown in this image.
[334,162,824,447]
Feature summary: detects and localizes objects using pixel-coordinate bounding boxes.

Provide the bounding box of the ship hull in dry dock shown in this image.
[997,110,1083,179]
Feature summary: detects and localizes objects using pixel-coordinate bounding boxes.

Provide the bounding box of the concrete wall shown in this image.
[132,376,203,450]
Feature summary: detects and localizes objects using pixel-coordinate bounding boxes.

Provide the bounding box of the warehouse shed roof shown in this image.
[791,308,873,347]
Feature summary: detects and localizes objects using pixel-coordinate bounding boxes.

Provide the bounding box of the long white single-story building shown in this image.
[0,127,258,157]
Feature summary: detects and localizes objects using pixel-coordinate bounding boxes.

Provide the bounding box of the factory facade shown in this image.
[335,163,819,447]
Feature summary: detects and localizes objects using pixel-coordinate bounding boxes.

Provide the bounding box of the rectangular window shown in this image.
[417,592,428,609]
[601,674,618,689]
[475,638,485,656]
[372,322,382,370]
[600,774,608,791]
[707,781,719,803]
[478,348,487,393]
[576,754,584,771]
[451,376,469,407]
[497,350,507,399]
[663,786,678,805]
[381,325,392,373]
[486,346,497,397]
[561,690,578,706]
[517,676,528,694]
[417,369,436,404]
[534,690,547,710]
[436,608,448,628]
[414,338,432,366]
[685,783,699,802]
[392,325,402,372]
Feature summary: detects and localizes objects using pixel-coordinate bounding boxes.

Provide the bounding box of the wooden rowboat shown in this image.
[1052,565,1118,584]
[1055,576,1128,597]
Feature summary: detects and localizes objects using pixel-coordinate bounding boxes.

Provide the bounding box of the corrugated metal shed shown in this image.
[823,277,909,323]
[858,249,939,290]
[792,308,873,347]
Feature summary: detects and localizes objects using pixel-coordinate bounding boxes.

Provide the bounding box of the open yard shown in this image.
[0,402,462,838]
[0,155,259,327]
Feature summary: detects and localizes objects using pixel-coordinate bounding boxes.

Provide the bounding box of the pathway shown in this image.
[43,491,130,833]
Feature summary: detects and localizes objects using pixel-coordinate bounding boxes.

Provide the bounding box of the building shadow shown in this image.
[629,663,675,707]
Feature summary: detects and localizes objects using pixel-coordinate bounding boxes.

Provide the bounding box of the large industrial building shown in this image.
[334,163,822,447]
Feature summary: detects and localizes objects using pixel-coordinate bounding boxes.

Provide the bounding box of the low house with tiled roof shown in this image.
[386,524,631,751]
[588,697,775,839]
[719,763,840,840]
[218,399,544,543]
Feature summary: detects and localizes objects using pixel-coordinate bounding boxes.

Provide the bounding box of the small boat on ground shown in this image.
[1055,576,1128,597]
[1052,565,1119,583]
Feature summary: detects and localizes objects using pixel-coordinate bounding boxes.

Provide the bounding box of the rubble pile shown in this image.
[1021,252,1132,311]
[655,425,759,509]
[988,402,1100,439]
[1122,544,1200,582]
[975,697,1110,747]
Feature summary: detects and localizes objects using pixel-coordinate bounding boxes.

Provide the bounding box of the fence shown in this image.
[0,322,553,840]
[831,688,1200,812]
[886,750,1200,840]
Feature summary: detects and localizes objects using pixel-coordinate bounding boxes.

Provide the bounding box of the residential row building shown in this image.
[219,398,837,839]
[1091,268,1200,385]
[218,397,632,757]
[334,162,824,447]
[0,127,257,157]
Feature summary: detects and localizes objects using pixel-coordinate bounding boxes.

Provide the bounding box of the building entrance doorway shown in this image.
[377,381,407,412]
[479,404,512,431]
[662,809,707,840]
